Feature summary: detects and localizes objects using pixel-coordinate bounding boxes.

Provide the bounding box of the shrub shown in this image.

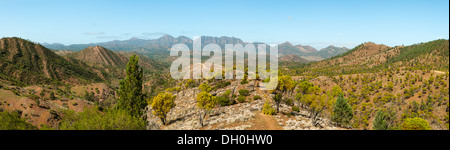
[217,90,235,106]
[199,83,212,93]
[373,108,397,130]
[387,82,394,91]
[151,92,176,125]
[0,111,37,130]
[39,90,45,98]
[237,95,246,103]
[35,99,40,106]
[72,102,78,106]
[284,98,294,106]
[83,91,96,102]
[263,100,276,115]
[59,107,146,130]
[401,117,431,130]
[11,89,20,96]
[197,91,216,126]
[215,81,231,89]
[217,95,231,106]
[292,106,300,112]
[28,94,40,101]
[241,73,249,85]
[238,89,250,96]
[253,95,262,100]
[50,92,56,100]
[223,90,231,97]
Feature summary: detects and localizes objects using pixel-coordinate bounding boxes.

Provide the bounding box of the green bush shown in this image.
[373,108,397,130]
[216,90,235,106]
[0,111,37,130]
[292,106,300,112]
[285,98,294,106]
[263,100,276,115]
[401,117,431,130]
[151,92,176,125]
[59,107,146,130]
[199,83,212,93]
[11,89,20,96]
[237,95,246,103]
[83,91,96,102]
[217,96,230,106]
[215,81,231,89]
[39,90,45,98]
[253,95,262,100]
[50,91,56,100]
[238,89,250,96]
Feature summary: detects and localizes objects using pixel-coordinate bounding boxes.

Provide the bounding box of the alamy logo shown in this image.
[170,36,278,90]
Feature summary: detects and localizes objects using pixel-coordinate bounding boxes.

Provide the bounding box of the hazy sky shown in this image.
[1,0,448,49]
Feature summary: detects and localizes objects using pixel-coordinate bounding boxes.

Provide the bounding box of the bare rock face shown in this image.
[146,106,162,130]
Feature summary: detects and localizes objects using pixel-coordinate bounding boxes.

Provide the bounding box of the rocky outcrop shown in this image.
[146,80,344,130]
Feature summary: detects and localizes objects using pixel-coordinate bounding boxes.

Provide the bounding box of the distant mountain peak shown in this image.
[71,45,128,68]
[129,37,142,41]
[177,35,189,39]
[85,45,107,52]
[283,41,293,46]
[160,34,175,39]
[362,42,378,46]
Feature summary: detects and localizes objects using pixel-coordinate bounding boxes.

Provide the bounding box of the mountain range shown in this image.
[42,35,349,61]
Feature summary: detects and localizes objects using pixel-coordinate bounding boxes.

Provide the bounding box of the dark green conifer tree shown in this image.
[332,93,353,126]
[117,54,145,118]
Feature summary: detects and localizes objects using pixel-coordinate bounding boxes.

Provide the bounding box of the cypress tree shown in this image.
[117,54,145,118]
[332,93,353,127]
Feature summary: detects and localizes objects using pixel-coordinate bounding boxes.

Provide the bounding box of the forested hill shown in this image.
[284,39,449,77]
[0,37,102,85]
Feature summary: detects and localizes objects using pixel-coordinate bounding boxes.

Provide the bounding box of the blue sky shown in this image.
[1,0,448,49]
